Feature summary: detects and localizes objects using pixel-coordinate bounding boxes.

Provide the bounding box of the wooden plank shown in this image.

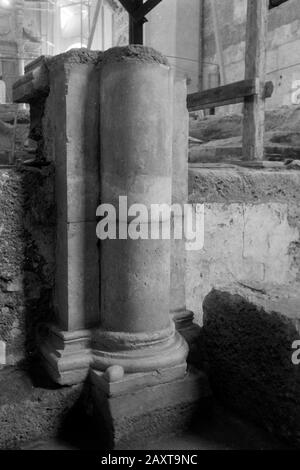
[187,79,273,111]
[188,79,255,111]
[87,0,103,50]
[133,0,162,22]
[242,0,268,161]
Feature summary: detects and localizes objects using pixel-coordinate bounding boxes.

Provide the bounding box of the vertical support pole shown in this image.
[53,1,61,54]
[87,0,103,50]
[10,106,18,165]
[129,0,144,44]
[210,0,226,85]
[242,0,268,161]
[198,0,204,92]
[80,0,83,47]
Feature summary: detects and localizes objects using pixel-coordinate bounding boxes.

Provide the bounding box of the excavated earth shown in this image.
[189,105,300,163]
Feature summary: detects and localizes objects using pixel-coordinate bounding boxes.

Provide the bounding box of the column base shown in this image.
[172,309,204,367]
[92,326,189,374]
[90,366,212,449]
[39,325,92,386]
[172,308,195,330]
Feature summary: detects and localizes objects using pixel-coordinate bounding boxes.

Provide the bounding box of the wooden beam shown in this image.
[242,0,268,161]
[118,0,134,11]
[187,79,273,112]
[129,0,144,44]
[133,0,162,22]
[87,0,103,50]
[118,0,147,23]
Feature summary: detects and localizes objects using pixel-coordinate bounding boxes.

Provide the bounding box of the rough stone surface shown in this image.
[46,48,103,71]
[101,45,169,66]
[0,365,84,449]
[0,166,55,364]
[189,167,300,203]
[202,289,300,446]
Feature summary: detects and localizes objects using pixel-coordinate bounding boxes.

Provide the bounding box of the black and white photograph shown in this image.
[0,0,299,456]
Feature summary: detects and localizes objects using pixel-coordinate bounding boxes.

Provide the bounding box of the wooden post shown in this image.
[198,0,204,92]
[10,106,18,165]
[120,0,163,45]
[242,0,268,161]
[129,0,144,44]
[87,0,103,50]
[210,0,226,85]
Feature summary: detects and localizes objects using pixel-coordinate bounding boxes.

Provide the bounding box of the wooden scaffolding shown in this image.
[119,0,272,162]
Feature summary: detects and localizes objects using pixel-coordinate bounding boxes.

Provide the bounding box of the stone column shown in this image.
[171,80,201,356]
[92,46,188,374]
[91,46,210,449]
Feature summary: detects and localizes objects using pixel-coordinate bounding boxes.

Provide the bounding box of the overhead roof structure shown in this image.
[118,0,162,44]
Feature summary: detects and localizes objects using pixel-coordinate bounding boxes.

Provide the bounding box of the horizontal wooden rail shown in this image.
[187,79,273,112]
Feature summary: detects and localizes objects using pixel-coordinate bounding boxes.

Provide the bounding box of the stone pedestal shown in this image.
[90,367,211,449]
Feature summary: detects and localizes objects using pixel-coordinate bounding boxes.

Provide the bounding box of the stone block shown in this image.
[91,367,212,449]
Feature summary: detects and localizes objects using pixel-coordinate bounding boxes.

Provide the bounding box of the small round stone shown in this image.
[104,365,125,383]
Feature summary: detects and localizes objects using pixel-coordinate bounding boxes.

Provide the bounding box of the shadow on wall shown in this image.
[20,166,56,362]
[202,289,300,447]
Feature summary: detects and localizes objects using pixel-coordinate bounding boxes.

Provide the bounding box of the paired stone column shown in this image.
[14,47,211,446]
